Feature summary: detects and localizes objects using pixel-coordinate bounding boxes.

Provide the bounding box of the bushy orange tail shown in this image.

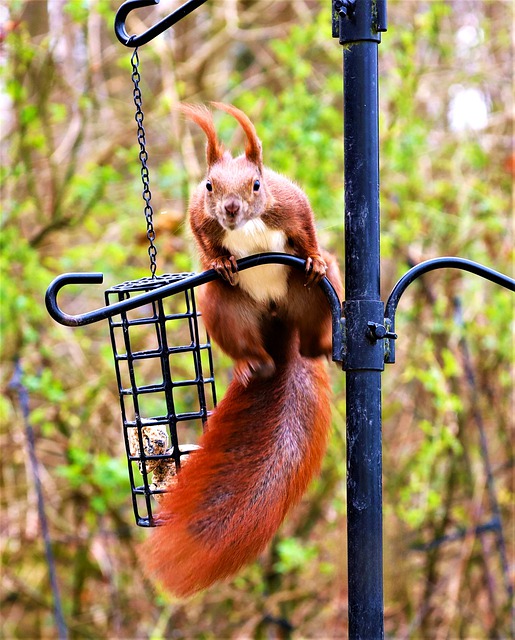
[140,334,331,597]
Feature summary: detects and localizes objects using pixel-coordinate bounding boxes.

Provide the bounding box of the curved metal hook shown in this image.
[384,256,515,363]
[115,0,209,47]
[45,253,345,363]
[45,272,105,327]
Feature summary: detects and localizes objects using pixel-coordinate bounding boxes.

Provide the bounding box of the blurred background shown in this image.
[1,0,513,637]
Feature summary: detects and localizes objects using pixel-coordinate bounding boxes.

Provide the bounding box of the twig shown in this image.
[9,360,68,640]
[410,519,502,552]
[454,297,514,631]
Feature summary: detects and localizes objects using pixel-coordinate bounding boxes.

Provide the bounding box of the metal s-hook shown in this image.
[115,0,209,47]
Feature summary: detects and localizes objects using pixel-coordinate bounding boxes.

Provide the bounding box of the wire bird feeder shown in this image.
[105,274,215,526]
[45,0,515,635]
[104,48,218,526]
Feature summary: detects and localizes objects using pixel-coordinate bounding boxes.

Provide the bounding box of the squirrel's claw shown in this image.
[212,255,239,286]
[304,255,327,288]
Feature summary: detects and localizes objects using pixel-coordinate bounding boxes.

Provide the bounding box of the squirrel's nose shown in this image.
[224,199,241,218]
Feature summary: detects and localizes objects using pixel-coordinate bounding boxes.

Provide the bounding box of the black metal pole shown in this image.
[335,1,387,637]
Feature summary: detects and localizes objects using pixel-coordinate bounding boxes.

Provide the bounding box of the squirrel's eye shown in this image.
[206,180,213,192]
[253,180,260,192]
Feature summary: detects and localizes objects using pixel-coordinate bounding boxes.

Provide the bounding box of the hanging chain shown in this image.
[131,48,158,278]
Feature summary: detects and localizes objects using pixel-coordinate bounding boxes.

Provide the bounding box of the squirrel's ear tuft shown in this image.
[211,102,263,167]
[177,103,224,167]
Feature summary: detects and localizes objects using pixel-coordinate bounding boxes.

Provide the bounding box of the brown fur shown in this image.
[140,104,343,597]
[184,103,343,374]
[177,103,224,166]
[211,102,263,165]
[141,325,331,597]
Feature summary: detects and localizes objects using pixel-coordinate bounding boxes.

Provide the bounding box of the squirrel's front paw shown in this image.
[211,255,239,286]
[211,256,239,287]
[304,255,327,287]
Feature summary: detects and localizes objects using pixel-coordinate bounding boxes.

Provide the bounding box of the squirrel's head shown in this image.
[179,102,272,231]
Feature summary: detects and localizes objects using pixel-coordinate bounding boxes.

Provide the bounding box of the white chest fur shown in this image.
[223,219,289,304]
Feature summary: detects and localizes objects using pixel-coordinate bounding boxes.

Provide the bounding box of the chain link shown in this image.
[131,48,158,278]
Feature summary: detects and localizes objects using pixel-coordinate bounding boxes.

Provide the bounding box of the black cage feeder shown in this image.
[106,273,215,527]
[45,0,515,637]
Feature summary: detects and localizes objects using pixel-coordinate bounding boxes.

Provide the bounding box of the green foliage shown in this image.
[274,537,318,574]
[1,0,513,638]
[56,450,129,514]
[64,0,90,24]
[274,536,335,577]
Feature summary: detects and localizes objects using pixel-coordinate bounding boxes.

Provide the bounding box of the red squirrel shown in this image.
[141,103,343,597]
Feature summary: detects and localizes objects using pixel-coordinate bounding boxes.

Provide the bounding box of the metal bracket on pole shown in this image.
[343,300,387,371]
[45,253,345,365]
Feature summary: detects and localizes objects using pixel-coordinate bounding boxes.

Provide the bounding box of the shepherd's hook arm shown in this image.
[45,253,345,363]
[384,256,515,363]
[115,0,209,47]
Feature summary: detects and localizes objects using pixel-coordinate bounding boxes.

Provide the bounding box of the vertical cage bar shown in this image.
[121,304,157,524]
[204,336,217,408]
[155,296,180,466]
[106,290,143,523]
[188,289,213,425]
